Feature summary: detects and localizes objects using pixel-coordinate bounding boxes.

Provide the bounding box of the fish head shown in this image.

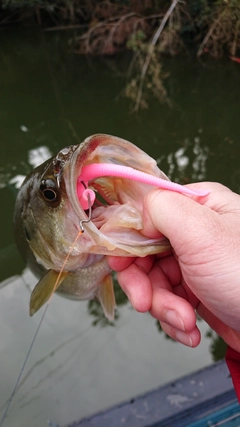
[14,134,171,319]
[14,134,171,275]
[65,134,171,257]
[13,145,102,275]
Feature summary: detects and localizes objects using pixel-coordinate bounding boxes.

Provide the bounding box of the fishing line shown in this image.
[0,195,92,426]
[0,304,49,427]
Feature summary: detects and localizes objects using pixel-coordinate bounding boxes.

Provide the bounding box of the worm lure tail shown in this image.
[77,163,209,210]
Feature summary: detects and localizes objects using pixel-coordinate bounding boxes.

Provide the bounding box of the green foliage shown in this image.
[124,40,169,111]
[197,0,240,57]
[206,330,227,361]
[126,30,146,51]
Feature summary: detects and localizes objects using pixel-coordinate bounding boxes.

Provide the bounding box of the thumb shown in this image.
[142,187,221,259]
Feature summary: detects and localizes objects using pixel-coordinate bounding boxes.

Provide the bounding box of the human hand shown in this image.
[108,182,240,351]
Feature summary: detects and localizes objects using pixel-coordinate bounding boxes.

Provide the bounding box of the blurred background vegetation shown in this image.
[1,0,239,58]
[1,1,239,111]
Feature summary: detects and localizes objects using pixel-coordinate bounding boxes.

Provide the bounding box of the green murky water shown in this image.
[0,28,239,427]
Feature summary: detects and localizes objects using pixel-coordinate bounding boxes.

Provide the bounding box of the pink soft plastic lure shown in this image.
[77,163,209,210]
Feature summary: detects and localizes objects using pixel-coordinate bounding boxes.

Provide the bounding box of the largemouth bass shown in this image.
[13,134,173,320]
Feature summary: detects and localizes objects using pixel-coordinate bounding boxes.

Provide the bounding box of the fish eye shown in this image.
[42,188,57,201]
[40,178,61,206]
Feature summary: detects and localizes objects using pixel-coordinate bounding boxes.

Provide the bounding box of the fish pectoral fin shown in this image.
[29,270,68,316]
[97,274,116,321]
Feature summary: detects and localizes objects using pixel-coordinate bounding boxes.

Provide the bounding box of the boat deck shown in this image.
[65,361,239,427]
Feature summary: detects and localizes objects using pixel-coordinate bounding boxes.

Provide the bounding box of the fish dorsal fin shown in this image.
[30,270,68,316]
[97,274,116,321]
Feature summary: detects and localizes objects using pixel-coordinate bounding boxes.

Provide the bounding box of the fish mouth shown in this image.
[65,134,171,257]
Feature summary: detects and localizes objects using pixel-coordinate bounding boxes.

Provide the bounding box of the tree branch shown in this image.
[134,0,180,112]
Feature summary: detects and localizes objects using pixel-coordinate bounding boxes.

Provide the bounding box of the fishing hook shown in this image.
[79,191,92,233]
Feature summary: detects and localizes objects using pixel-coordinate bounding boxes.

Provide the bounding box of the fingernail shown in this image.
[176,330,193,347]
[165,310,185,331]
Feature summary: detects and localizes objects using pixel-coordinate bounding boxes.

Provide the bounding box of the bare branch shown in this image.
[197,9,228,57]
[134,0,180,112]
[231,18,240,57]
